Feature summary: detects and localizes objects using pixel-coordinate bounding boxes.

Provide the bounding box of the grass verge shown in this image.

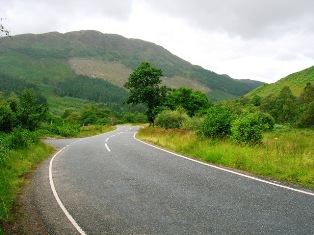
[0,142,55,234]
[137,127,314,188]
[77,125,116,137]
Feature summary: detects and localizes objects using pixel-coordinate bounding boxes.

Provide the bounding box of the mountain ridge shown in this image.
[0,30,264,101]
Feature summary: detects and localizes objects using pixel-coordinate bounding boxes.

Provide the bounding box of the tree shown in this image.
[124,62,170,118]
[297,101,314,128]
[17,89,48,131]
[261,86,298,124]
[251,95,261,106]
[296,83,314,128]
[0,100,15,132]
[80,104,111,125]
[299,83,314,105]
[165,87,212,116]
[274,86,298,123]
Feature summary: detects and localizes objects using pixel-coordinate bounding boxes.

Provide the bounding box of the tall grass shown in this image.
[137,127,314,188]
[0,142,55,223]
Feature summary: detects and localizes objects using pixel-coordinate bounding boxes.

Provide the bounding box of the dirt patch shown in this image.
[2,172,50,235]
[68,58,131,87]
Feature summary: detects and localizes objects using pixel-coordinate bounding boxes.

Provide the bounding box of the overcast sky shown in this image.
[2,0,314,83]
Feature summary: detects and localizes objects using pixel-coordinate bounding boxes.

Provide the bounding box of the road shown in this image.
[34,125,314,234]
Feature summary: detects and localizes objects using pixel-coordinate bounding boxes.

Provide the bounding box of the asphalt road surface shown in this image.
[34,125,314,234]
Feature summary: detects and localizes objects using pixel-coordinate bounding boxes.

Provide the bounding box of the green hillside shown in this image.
[0,30,263,102]
[247,65,314,98]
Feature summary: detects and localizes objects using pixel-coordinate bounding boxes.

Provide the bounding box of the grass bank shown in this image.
[137,127,314,188]
[77,125,116,137]
[0,142,55,228]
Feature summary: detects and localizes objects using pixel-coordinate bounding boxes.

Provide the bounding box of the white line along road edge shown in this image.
[134,133,314,197]
[49,145,87,235]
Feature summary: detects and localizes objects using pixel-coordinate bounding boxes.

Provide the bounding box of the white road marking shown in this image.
[49,145,87,235]
[134,133,314,197]
[105,143,111,152]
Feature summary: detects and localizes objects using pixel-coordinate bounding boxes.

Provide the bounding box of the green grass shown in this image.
[0,53,74,84]
[247,65,314,98]
[77,125,116,137]
[0,142,55,225]
[137,127,314,188]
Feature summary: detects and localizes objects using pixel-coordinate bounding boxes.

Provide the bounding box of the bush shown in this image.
[296,101,314,129]
[39,122,80,137]
[257,112,275,131]
[181,116,204,132]
[202,107,232,138]
[155,109,189,129]
[2,128,38,150]
[0,104,16,133]
[119,112,147,124]
[231,113,264,145]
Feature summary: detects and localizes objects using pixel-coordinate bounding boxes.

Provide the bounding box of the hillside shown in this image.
[0,30,264,114]
[247,65,314,98]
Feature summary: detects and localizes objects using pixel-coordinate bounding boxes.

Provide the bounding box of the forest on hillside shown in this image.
[0,30,264,100]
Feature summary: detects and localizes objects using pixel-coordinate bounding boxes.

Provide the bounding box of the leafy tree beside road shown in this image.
[124,62,170,119]
[165,87,212,116]
[0,89,48,132]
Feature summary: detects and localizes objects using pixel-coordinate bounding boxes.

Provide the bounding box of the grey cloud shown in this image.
[148,0,314,39]
[3,0,134,34]
[11,0,133,19]
[46,0,133,20]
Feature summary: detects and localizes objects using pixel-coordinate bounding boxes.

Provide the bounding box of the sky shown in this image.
[2,0,314,83]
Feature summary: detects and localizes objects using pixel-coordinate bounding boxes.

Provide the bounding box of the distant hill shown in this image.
[0,30,263,96]
[247,65,314,98]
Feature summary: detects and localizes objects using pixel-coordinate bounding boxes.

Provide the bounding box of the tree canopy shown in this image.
[0,89,48,132]
[165,87,212,116]
[124,62,170,118]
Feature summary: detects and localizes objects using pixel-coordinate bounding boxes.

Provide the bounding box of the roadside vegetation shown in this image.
[137,127,314,188]
[126,62,314,188]
[0,88,131,232]
[0,61,313,233]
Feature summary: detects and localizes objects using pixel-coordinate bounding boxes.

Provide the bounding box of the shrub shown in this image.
[155,109,189,129]
[202,107,232,138]
[231,113,264,145]
[0,104,16,133]
[39,122,80,137]
[3,128,38,150]
[181,116,204,132]
[296,101,314,129]
[257,112,275,131]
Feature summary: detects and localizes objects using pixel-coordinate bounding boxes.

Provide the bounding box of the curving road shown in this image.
[34,125,314,234]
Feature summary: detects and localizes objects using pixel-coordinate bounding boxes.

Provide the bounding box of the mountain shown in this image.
[0,30,264,112]
[247,65,314,98]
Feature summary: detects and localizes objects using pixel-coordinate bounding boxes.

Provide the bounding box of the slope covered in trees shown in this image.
[0,30,264,102]
[54,75,128,103]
